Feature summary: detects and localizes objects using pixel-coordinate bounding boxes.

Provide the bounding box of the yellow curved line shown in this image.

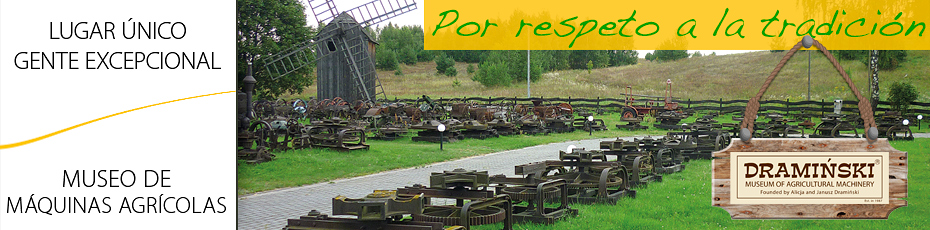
[0,91,235,150]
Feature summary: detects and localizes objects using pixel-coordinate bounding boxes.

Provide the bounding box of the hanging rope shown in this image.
[739,36,877,141]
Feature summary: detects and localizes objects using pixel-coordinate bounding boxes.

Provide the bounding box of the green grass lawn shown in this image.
[472,139,927,230]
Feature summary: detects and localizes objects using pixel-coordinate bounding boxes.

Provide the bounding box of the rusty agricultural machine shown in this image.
[490,175,578,224]
[810,114,860,138]
[283,191,455,230]
[573,111,607,132]
[876,111,914,140]
[753,113,805,138]
[516,149,635,204]
[396,169,514,229]
[237,68,276,164]
[597,139,663,188]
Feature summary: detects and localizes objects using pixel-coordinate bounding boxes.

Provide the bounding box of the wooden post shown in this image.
[821,99,825,117]
[688,99,692,109]
[596,97,601,113]
[786,98,790,116]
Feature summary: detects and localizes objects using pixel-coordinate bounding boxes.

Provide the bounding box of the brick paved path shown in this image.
[237,137,631,230]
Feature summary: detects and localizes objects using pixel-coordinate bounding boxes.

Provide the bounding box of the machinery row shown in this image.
[237,73,915,164]
[283,135,692,230]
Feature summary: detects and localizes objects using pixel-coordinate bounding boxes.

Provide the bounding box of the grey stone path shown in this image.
[237,137,635,230]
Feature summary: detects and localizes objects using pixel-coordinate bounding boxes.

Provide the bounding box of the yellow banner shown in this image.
[423,0,930,50]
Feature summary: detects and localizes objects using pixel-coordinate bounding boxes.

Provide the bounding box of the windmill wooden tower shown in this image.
[260,0,418,102]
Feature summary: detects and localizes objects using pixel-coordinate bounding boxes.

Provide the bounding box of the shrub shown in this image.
[653,50,689,62]
[888,81,918,114]
[394,69,403,76]
[466,64,476,74]
[435,53,455,75]
[473,61,511,87]
[444,66,458,77]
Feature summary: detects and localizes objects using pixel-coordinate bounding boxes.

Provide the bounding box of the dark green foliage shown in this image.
[435,53,455,75]
[473,61,511,86]
[644,53,655,61]
[444,50,486,63]
[466,64,476,74]
[878,50,907,70]
[398,47,417,65]
[653,50,689,62]
[471,50,542,87]
[444,66,458,77]
[377,23,423,55]
[569,50,610,69]
[394,68,403,76]
[609,50,638,66]
[376,49,398,70]
[418,50,436,62]
[888,81,919,114]
[237,0,315,98]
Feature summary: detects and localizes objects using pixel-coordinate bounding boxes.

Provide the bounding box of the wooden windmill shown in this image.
[260,0,418,102]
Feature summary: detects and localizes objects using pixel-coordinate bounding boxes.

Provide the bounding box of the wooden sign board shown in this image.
[712,138,907,219]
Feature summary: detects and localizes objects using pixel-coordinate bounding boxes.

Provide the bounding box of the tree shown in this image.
[568,50,609,69]
[644,53,654,61]
[376,49,398,70]
[691,51,702,58]
[398,47,417,65]
[608,50,638,66]
[888,81,918,114]
[653,50,689,62]
[471,50,542,87]
[237,0,315,98]
[473,61,511,87]
[435,52,455,75]
[444,66,458,77]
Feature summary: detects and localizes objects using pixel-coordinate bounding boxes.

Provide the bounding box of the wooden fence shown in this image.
[388,96,930,117]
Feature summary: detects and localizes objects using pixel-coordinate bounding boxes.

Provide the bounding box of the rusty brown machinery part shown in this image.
[500,186,561,201]
[413,205,506,226]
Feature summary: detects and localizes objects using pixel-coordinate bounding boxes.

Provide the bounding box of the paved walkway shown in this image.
[237,137,634,230]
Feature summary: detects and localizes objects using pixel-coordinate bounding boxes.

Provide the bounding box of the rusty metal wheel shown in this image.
[413,205,506,226]
[248,121,274,148]
[622,108,636,119]
[291,99,308,120]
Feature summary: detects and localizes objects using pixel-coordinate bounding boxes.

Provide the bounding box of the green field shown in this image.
[470,139,927,230]
[285,50,930,102]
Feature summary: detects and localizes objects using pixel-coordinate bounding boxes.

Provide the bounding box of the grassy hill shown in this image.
[289,50,929,102]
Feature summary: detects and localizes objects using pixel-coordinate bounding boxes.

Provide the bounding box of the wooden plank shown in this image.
[711,138,907,219]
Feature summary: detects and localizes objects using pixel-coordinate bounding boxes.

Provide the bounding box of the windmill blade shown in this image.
[343,0,418,27]
[308,0,340,25]
[259,32,340,81]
